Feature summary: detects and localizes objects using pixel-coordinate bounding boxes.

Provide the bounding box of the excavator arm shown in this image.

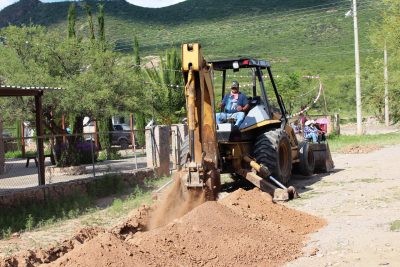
[181,43,220,198]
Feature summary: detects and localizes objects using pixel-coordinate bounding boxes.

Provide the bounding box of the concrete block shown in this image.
[171,124,188,170]
[145,125,171,177]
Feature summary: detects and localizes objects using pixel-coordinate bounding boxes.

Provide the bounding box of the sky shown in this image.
[0,0,187,11]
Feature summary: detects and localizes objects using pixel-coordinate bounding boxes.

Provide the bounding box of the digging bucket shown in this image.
[310,142,334,173]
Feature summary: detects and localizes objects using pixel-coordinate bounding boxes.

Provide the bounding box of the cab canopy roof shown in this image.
[210,57,271,71]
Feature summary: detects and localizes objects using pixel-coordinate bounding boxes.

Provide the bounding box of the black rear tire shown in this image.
[253,129,292,185]
[294,141,315,176]
[119,139,129,150]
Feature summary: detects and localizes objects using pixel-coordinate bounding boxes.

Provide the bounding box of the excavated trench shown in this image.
[1,179,326,267]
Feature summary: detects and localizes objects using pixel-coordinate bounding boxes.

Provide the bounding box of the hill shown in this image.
[0,0,383,114]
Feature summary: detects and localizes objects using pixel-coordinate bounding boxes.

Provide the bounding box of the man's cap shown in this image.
[231,80,239,88]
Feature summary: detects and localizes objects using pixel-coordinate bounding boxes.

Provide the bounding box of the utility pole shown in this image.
[352,0,363,135]
[384,41,389,126]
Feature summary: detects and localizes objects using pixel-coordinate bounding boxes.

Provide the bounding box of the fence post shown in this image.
[0,117,4,175]
[145,125,170,177]
[35,94,45,186]
[21,121,26,158]
[90,133,96,178]
[334,113,340,135]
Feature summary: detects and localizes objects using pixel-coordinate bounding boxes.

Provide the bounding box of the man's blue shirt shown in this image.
[222,92,248,113]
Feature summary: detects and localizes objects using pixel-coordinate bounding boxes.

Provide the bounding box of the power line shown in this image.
[110,2,380,49]
[111,1,382,47]
[112,11,380,54]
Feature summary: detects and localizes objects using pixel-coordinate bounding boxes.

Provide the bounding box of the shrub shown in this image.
[98,148,121,161]
[55,142,97,167]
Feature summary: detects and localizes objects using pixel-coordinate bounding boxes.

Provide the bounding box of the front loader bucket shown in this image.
[310,142,334,173]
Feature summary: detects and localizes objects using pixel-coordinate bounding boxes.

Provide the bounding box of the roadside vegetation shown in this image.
[390,220,400,232]
[0,175,170,239]
[329,132,400,152]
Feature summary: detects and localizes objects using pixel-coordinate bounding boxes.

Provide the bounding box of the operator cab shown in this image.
[210,57,287,142]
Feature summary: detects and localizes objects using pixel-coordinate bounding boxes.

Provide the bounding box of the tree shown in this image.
[133,36,140,73]
[145,49,185,124]
[67,3,76,39]
[132,36,146,146]
[368,0,400,123]
[0,24,144,162]
[97,3,105,45]
[84,3,95,41]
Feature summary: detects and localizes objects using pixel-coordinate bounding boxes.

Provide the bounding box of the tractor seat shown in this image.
[247,96,261,111]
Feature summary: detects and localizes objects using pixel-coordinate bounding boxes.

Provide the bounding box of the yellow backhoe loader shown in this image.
[180,43,333,201]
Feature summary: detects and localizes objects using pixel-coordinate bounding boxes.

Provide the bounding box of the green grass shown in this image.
[4,150,37,159]
[390,220,400,232]
[329,132,400,152]
[97,149,122,161]
[0,174,171,239]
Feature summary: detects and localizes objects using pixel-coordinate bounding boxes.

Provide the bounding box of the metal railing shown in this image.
[0,125,187,195]
[0,130,149,195]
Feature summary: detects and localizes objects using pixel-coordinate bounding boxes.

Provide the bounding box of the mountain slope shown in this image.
[0,0,383,113]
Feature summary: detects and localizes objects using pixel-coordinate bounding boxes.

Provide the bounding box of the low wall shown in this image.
[0,168,155,208]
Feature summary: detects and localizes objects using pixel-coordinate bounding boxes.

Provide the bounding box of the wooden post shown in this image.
[61,113,66,143]
[35,93,45,186]
[21,121,25,158]
[130,113,136,152]
[0,117,5,175]
[93,120,99,150]
[334,113,340,135]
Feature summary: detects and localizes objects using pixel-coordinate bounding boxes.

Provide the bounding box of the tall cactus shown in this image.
[67,3,76,39]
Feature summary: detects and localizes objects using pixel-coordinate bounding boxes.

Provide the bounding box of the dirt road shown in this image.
[286,144,400,266]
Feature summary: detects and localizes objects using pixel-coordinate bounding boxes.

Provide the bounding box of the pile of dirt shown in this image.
[340,144,381,154]
[0,227,105,267]
[46,233,144,267]
[220,188,325,235]
[111,205,151,239]
[13,188,324,267]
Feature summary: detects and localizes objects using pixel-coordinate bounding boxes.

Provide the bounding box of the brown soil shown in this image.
[339,144,381,154]
[1,187,325,267]
[0,227,105,267]
[148,175,206,230]
[3,144,400,267]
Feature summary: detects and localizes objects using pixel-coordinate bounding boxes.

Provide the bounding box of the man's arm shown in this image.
[237,94,250,112]
[219,95,227,111]
[237,103,250,112]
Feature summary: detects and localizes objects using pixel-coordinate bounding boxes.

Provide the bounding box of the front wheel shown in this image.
[253,129,292,185]
[294,141,315,176]
[119,139,129,150]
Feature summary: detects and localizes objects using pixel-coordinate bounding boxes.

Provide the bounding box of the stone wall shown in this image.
[0,168,155,208]
[0,118,4,175]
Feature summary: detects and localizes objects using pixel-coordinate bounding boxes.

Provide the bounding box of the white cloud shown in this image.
[125,0,186,8]
[0,0,187,11]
